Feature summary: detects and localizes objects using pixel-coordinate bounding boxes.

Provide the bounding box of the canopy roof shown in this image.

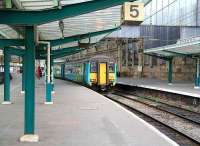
[0,0,151,60]
[144,37,200,58]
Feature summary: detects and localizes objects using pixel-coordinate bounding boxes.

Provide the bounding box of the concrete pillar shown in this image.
[194,58,200,89]
[168,58,173,85]
[20,26,39,142]
[2,48,11,105]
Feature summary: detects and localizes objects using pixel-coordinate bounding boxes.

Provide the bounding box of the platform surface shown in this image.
[0,75,178,146]
[117,77,200,98]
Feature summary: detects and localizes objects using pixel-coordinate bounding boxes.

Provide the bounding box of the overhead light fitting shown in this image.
[59,20,64,39]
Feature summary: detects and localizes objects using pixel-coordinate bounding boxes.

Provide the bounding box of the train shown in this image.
[54,55,117,90]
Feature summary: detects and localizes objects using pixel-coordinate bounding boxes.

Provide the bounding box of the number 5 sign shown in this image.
[121,2,144,25]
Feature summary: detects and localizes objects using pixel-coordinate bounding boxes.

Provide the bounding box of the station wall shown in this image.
[67,38,196,82]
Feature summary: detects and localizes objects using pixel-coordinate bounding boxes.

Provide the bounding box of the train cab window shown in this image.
[109,63,115,73]
[90,62,97,73]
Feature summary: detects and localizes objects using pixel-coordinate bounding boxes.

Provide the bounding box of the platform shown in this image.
[0,76,178,146]
[117,77,200,98]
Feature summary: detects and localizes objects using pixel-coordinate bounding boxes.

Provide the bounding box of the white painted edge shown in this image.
[118,82,200,98]
[168,83,173,86]
[1,101,12,105]
[194,86,200,89]
[21,91,25,94]
[19,134,39,142]
[44,102,53,105]
[101,95,180,146]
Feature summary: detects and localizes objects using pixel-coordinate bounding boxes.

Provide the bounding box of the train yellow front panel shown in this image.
[99,63,107,85]
[90,73,97,83]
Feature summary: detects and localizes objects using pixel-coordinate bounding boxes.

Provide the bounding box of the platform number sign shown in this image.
[130,5,139,18]
[121,2,144,25]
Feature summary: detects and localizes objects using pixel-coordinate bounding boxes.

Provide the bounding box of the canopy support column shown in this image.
[194,58,200,89]
[51,58,55,94]
[21,56,25,94]
[45,43,53,104]
[2,48,11,105]
[168,58,173,85]
[61,64,65,78]
[20,26,39,142]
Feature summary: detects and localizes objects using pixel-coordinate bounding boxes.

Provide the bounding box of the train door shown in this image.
[99,63,107,85]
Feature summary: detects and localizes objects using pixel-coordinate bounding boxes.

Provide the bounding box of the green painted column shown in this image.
[61,64,65,78]
[24,26,35,135]
[194,58,200,89]
[51,58,55,93]
[168,58,173,85]
[45,57,52,103]
[45,44,53,104]
[2,48,11,104]
[21,56,25,93]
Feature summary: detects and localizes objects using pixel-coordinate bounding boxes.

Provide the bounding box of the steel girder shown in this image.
[48,27,120,47]
[6,47,25,56]
[0,39,24,48]
[0,0,134,25]
[0,27,119,50]
[52,49,83,59]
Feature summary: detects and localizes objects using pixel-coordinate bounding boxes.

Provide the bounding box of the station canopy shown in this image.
[144,37,200,59]
[0,0,150,56]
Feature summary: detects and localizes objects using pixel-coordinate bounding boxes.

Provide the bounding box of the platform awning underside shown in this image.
[144,39,200,58]
[0,0,151,52]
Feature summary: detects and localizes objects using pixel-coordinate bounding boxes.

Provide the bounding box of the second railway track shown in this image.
[104,92,200,146]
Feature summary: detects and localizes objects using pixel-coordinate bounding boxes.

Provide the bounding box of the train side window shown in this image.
[90,62,97,73]
[109,63,115,73]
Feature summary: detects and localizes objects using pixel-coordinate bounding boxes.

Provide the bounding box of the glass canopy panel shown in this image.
[0,25,20,39]
[38,5,121,43]
[60,0,93,6]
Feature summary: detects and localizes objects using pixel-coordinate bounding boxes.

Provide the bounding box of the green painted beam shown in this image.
[49,27,120,47]
[38,46,80,56]
[145,53,172,61]
[52,46,80,55]
[7,47,25,56]
[163,50,189,57]
[52,50,83,59]
[0,39,24,48]
[0,0,134,25]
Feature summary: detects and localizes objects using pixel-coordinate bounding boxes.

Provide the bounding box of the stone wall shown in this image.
[67,38,196,82]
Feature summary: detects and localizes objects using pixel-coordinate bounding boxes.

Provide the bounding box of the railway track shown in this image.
[104,92,200,146]
[114,90,200,124]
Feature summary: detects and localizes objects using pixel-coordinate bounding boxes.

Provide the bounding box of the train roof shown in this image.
[89,55,115,62]
[65,55,115,64]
